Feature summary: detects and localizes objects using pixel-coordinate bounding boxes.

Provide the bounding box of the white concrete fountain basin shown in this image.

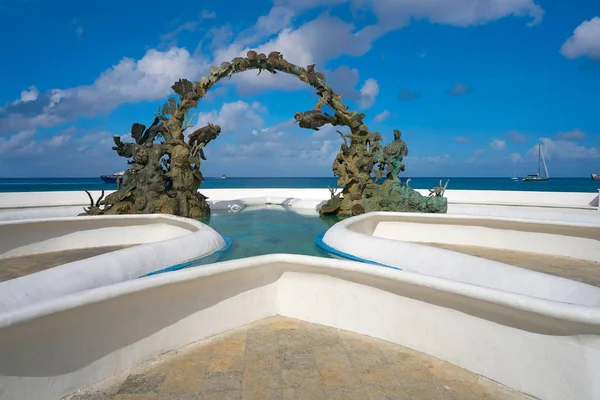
[1,188,598,222]
[0,254,599,400]
[0,214,226,313]
[321,212,600,306]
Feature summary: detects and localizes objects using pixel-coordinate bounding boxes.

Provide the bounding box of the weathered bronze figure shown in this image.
[81,50,447,217]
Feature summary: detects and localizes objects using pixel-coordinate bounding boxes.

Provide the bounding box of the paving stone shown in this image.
[243,388,283,400]
[422,242,600,288]
[400,381,454,399]
[280,352,316,370]
[244,351,280,371]
[205,355,244,373]
[242,368,283,391]
[317,366,361,387]
[201,372,243,392]
[66,316,537,400]
[281,368,321,388]
[324,385,371,400]
[306,324,341,347]
[390,363,436,382]
[196,390,242,400]
[278,329,311,354]
[117,374,166,395]
[157,394,197,400]
[282,386,326,400]
[357,365,399,386]
[113,394,158,400]
[366,384,413,400]
[159,365,205,394]
[312,344,353,370]
[68,394,112,400]
[0,246,131,283]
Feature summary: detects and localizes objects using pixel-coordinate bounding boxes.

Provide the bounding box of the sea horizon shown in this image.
[1,176,598,193]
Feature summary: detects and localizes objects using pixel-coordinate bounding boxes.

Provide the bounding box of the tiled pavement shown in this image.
[65,316,535,400]
[0,246,131,282]
[422,242,600,288]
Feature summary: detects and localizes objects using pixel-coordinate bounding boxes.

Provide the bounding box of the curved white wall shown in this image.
[0,217,194,259]
[0,254,599,400]
[322,212,600,307]
[0,215,225,314]
[372,220,600,262]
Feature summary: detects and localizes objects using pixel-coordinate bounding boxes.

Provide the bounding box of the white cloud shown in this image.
[1,0,547,137]
[202,120,346,176]
[358,79,379,109]
[193,101,265,133]
[505,130,527,142]
[211,0,541,98]
[212,13,374,96]
[0,128,127,177]
[490,138,506,150]
[508,153,524,164]
[556,128,587,140]
[561,17,600,59]
[201,9,216,19]
[0,48,207,134]
[528,138,599,160]
[76,26,83,36]
[466,147,487,163]
[18,86,39,103]
[454,136,470,143]
[447,83,472,95]
[406,153,452,165]
[373,109,390,123]
[277,0,543,28]
[0,130,36,154]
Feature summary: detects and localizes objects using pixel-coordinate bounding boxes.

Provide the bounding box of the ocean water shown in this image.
[0,176,599,193]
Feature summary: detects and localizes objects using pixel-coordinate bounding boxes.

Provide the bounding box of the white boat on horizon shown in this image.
[522,143,549,182]
[100,171,125,184]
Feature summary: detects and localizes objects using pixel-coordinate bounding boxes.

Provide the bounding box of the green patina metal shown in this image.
[80,50,447,218]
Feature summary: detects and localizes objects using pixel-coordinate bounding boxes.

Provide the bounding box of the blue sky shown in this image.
[0,0,599,178]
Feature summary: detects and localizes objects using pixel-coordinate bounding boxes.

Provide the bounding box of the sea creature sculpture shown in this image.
[319,186,343,215]
[80,49,447,218]
[429,179,450,197]
[294,110,340,131]
[188,123,221,160]
[79,189,105,216]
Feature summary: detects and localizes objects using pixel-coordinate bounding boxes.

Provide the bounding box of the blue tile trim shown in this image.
[315,232,402,271]
[139,235,233,278]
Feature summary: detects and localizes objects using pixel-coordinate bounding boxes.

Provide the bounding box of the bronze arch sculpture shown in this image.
[81,50,447,218]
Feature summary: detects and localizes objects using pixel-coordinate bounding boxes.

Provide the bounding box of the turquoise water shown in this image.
[191,206,345,265]
[1,176,599,193]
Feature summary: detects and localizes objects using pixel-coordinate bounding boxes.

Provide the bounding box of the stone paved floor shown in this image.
[422,242,600,288]
[0,246,131,282]
[65,316,535,400]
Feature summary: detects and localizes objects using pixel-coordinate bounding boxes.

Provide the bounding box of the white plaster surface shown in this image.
[0,254,599,400]
[0,218,192,259]
[0,215,225,314]
[373,220,600,262]
[322,212,600,306]
[1,188,599,222]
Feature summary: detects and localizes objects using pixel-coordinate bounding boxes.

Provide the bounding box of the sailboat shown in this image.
[522,143,549,182]
[511,172,519,182]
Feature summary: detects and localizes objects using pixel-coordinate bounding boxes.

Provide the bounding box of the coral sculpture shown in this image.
[81,50,447,218]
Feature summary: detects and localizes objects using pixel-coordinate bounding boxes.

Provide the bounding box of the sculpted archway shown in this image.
[80,50,447,218]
